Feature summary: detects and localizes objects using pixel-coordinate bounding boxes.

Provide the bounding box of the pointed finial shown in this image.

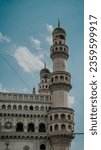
[58,19,60,27]
[44,61,46,68]
[32,86,35,94]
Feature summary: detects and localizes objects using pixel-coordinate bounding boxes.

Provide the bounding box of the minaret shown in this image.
[38,63,50,95]
[50,20,71,107]
[48,21,74,150]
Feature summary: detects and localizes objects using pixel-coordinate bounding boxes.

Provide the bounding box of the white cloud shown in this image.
[68,96,75,106]
[0,32,11,43]
[0,84,7,92]
[46,24,53,33]
[14,46,44,73]
[30,36,42,50]
[46,36,52,45]
[46,24,53,45]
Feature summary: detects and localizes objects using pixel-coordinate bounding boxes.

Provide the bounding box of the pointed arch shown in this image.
[28,123,35,132]
[39,123,46,132]
[16,122,24,132]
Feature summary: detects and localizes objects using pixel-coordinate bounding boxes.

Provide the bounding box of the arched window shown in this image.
[68,124,72,130]
[54,124,58,131]
[61,114,65,119]
[54,114,58,120]
[61,124,66,130]
[51,77,53,82]
[28,123,34,132]
[48,106,51,110]
[16,122,23,132]
[18,105,22,110]
[35,106,39,111]
[55,76,58,82]
[40,144,46,150]
[60,47,62,50]
[50,115,52,121]
[2,105,6,109]
[40,106,44,111]
[65,76,68,81]
[7,105,11,109]
[24,105,28,110]
[29,106,33,110]
[39,123,46,132]
[55,47,58,51]
[60,76,64,81]
[23,145,30,150]
[50,126,52,131]
[68,114,71,120]
[64,48,66,52]
[13,105,17,110]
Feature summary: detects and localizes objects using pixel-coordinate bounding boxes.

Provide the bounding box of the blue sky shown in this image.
[0,0,84,149]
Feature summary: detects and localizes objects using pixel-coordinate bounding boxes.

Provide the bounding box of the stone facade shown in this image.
[0,22,74,150]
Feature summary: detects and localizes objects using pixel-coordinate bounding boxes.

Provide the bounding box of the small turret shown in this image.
[38,63,50,95]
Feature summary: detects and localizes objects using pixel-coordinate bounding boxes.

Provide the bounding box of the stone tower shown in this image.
[38,63,50,95]
[48,21,74,150]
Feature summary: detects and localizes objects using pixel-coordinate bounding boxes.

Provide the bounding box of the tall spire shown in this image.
[58,19,60,27]
[44,61,46,68]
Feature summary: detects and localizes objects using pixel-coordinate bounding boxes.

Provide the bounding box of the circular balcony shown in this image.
[50,44,69,60]
[47,107,74,139]
[49,71,72,91]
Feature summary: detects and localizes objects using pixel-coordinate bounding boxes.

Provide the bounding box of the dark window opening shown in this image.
[68,124,72,130]
[29,106,33,110]
[40,106,44,111]
[23,145,30,150]
[2,105,6,109]
[50,126,52,131]
[7,105,11,109]
[60,35,65,40]
[28,123,34,132]
[13,105,17,110]
[39,123,46,132]
[60,76,64,81]
[16,123,23,132]
[24,105,28,110]
[61,124,66,130]
[35,106,39,111]
[40,144,46,150]
[54,124,58,131]
[54,114,58,120]
[18,105,22,110]
[55,76,58,82]
[50,115,52,121]
[51,77,53,82]
[61,114,65,119]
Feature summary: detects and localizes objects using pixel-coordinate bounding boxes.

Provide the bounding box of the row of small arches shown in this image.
[1,104,51,111]
[50,75,70,83]
[51,46,67,53]
[0,113,47,118]
[39,84,49,89]
[50,124,72,132]
[53,40,65,45]
[1,135,47,141]
[15,122,46,132]
[50,113,73,121]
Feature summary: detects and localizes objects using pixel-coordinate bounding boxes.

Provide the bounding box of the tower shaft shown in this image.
[48,22,74,150]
